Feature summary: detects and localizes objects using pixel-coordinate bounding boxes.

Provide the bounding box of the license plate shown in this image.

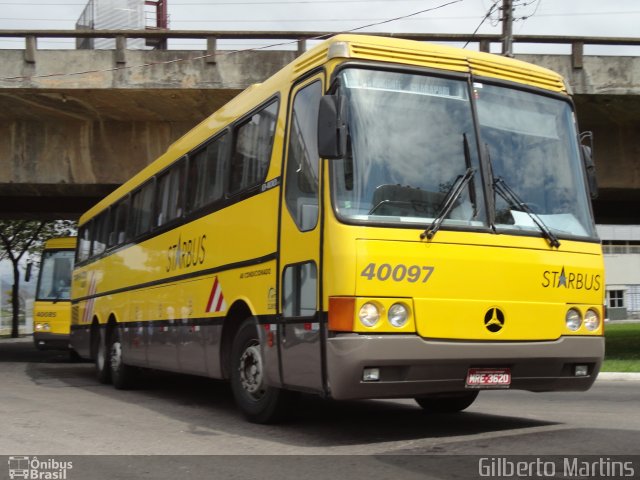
[466,368,511,388]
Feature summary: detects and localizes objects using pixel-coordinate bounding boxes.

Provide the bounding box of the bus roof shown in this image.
[78,34,567,226]
[43,236,77,250]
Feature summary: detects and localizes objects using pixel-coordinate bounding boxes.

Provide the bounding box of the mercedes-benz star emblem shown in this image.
[484,308,505,332]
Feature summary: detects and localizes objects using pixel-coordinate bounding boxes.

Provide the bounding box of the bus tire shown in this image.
[110,328,136,390]
[230,318,290,424]
[95,326,111,384]
[415,391,479,413]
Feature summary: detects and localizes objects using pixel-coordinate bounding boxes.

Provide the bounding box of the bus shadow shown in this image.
[117,374,558,447]
[48,368,557,447]
[0,338,72,363]
[12,341,559,448]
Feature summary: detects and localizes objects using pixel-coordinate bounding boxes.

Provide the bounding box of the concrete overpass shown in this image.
[1,30,639,222]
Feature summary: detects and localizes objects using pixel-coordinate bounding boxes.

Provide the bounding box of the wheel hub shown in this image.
[110,341,122,371]
[239,344,264,397]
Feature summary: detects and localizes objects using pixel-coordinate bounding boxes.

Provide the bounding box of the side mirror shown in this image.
[580,132,598,199]
[25,261,32,282]
[317,95,348,159]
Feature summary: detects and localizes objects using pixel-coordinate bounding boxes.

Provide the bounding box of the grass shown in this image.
[601,322,640,372]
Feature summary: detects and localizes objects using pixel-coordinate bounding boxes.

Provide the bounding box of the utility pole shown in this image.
[501,0,514,57]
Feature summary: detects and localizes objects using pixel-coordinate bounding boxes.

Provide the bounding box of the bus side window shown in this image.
[114,199,129,245]
[229,101,278,194]
[282,262,317,317]
[131,181,155,238]
[204,134,228,205]
[107,202,125,248]
[187,147,207,213]
[92,211,109,257]
[107,204,117,247]
[187,133,229,213]
[285,81,321,231]
[78,224,92,262]
[156,159,185,227]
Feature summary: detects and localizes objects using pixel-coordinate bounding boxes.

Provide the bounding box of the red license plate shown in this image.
[466,368,511,388]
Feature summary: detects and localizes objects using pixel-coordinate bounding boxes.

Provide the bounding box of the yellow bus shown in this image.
[33,237,76,352]
[70,34,604,423]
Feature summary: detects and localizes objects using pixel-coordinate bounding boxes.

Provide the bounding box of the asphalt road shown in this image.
[1,338,639,479]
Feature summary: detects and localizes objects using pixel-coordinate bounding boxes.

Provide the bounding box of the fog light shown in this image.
[363,367,380,382]
[565,308,582,331]
[388,303,409,328]
[359,303,380,327]
[575,365,589,377]
[584,309,600,331]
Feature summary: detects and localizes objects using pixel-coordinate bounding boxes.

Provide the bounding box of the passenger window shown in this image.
[156,160,185,227]
[282,262,317,317]
[131,181,155,238]
[106,204,118,247]
[285,81,321,231]
[78,224,91,262]
[92,211,109,256]
[187,133,228,212]
[229,101,278,194]
[113,199,129,245]
[107,200,127,247]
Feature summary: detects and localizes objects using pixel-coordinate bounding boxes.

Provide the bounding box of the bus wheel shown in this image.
[230,319,290,424]
[95,327,111,384]
[415,391,479,413]
[110,329,136,390]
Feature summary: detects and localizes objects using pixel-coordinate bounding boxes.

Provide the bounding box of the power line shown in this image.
[0,0,434,3]
[0,17,483,23]
[463,1,499,48]
[3,8,640,23]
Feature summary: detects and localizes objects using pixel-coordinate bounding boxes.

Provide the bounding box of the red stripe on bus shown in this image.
[206,277,219,312]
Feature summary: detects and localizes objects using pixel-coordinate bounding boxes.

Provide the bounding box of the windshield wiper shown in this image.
[462,133,478,219]
[420,167,475,240]
[493,176,561,248]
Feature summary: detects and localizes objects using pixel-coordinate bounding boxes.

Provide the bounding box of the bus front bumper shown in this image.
[33,332,70,351]
[326,334,604,400]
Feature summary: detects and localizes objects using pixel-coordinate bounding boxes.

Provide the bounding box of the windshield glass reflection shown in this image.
[475,83,596,238]
[331,69,484,228]
[330,68,597,241]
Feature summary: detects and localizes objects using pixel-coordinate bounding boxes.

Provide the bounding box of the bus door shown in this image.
[278,77,324,392]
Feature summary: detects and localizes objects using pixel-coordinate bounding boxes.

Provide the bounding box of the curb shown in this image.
[0,336,32,343]
[596,372,640,381]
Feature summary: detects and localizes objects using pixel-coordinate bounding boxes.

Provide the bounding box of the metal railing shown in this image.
[1,29,639,67]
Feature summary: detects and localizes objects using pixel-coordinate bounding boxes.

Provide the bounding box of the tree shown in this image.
[0,220,76,338]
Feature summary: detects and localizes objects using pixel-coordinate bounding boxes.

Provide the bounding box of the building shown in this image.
[75,0,168,50]
[597,224,640,320]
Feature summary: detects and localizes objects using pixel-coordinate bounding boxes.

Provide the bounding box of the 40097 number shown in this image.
[360,263,435,283]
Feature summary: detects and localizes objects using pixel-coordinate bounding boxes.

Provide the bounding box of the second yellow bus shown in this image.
[33,236,76,353]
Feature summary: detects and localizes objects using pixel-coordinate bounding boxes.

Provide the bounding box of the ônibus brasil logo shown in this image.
[8,456,73,480]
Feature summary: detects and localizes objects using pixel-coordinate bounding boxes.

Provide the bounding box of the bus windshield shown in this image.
[36,250,74,301]
[475,82,596,238]
[330,68,596,240]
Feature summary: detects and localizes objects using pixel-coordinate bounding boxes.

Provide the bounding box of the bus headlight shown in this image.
[35,323,50,332]
[565,308,582,331]
[359,303,380,327]
[388,303,409,328]
[584,309,600,331]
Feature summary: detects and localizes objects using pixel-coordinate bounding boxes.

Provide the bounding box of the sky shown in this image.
[0,0,639,54]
